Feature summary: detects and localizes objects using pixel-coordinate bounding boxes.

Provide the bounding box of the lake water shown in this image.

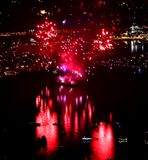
[0,40,148,160]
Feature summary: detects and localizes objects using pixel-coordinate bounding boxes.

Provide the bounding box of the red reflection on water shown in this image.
[91,122,115,160]
[79,96,83,104]
[69,103,72,115]
[75,97,79,106]
[74,111,78,138]
[110,112,113,122]
[56,86,94,139]
[36,88,58,154]
[46,87,50,97]
[44,99,47,108]
[41,99,43,108]
[36,95,41,108]
[88,101,92,122]
[64,105,71,136]
[80,109,86,132]
[35,86,97,157]
[48,99,53,108]
[36,109,58,154]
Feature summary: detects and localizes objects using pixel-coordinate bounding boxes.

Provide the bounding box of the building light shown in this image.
[40,10,47,15]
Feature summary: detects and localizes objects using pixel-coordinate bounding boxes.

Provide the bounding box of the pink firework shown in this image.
[35,17,57,46]
[59,34,85,63]
[92,29,113,51]
[34,21,114,83]
[58,32,86,78]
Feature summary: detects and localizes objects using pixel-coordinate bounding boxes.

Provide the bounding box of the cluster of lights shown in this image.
[58,64,83,85]
[35,18,113,84]
[56,32,86,84]
[35,17,57,46]
[92,29,113,51]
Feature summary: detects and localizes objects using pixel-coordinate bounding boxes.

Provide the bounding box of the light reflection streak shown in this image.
[88,101,92,122]
[36,95,41,108]
[35,86,114,159]
[35,89,59,154]
[36,110,58,154]
[48,99,53,108]
[80,109,86,132]
[110,112,113,122]
[79,96,83,104]
[131,40,144,53]
[75,97,79,106]
[91,122,115,160]
[74,111,79,138]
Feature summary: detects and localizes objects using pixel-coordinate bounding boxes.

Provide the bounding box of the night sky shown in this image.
[0,0,148,32]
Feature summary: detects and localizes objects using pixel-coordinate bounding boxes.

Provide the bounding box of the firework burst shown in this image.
[35,20,114,84]
[35,17,57,46]
[92,29,113,51]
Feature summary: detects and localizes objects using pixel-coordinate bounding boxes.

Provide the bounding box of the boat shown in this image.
[82,136,92,143]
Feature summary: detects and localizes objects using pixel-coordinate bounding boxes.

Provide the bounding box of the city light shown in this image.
[0,1,148,160]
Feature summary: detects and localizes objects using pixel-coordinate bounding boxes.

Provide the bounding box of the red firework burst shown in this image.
[34,21,114,83]
[93,29,113,51]
[35,17,57,46]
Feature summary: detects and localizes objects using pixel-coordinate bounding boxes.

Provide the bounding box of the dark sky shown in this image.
[0,0,147,32]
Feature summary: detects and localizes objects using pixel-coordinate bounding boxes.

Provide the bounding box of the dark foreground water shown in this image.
[0,69,148,160]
